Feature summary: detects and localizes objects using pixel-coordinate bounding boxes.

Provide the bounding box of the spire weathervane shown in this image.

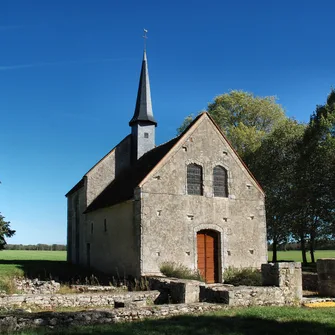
[143,29,148,51]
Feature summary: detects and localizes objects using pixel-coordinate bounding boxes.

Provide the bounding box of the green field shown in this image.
[0,250,66,261]
[0,250,112,292]
[10,306,335,335]
[1,249,334,281]
[2,249,335,263]
[268,250,335,262]
[0,250,66,278]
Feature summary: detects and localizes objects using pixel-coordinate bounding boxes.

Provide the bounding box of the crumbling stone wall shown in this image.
[14,279,60,295]
[148,262,303,306]
[261,262,302,302]
[0,291,159,310]
[0,303,226,333]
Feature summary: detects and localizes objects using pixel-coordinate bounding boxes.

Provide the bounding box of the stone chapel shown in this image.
[66,49,267,283]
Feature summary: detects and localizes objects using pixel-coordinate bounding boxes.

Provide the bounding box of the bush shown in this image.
[160,262,203,281]
[223,267,262,286]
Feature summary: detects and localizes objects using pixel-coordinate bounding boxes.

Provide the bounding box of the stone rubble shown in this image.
[0,291,160,309]
[14,279,60,295]
[0,303,227,333]
[70,285,120,293]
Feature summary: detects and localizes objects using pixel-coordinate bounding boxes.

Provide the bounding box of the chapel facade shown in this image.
[66,50,267,283]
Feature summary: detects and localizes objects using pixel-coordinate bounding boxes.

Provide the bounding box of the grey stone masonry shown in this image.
[148,262,303,307]
[14,279,60,295]
[317,258,335,297]
[0,291,160,309]
[169,280,200,304]
[261,262,302,302]
[0,303,227,333]
[201,262,302,306]
[201,285,286,306]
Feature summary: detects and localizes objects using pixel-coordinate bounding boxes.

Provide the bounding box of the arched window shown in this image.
[187,163,203,195]
[213,166,228,197]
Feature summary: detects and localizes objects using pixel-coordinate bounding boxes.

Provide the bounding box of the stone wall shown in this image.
[86,135,131,206]
[0,291,160,309]
[200,285,294,306]
[302,272,318,291]
[67,135,132,266]
[317,258,335,297]
[149,262,303,306]
[14,279,60,295]
[86,200,138,277]
[140,115,267,277]
[0,303,226,333]
[261,262,302,302]
[70,285,120,293]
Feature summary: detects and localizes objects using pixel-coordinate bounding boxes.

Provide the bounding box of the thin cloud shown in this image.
[0,57,135,71]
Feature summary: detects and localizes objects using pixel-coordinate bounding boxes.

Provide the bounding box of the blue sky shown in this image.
[1,0,334,244]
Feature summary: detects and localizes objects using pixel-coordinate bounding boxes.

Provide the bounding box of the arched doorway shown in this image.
[197,230,219,283]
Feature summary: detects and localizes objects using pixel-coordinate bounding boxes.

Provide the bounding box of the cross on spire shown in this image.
[143,29,148,51]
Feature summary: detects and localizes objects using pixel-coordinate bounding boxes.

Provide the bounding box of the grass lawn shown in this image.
[10,306,335,335]
[0,250,113,292]
[0,251,66,280]
[268,250,335,262]
[0,250,66,261]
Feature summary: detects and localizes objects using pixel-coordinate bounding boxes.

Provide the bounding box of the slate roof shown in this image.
[85,137,178,213]
[129,50,157,126]
[84,113,204,213]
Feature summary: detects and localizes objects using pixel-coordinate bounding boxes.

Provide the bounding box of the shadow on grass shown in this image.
[14,314,335,335]
[0,260,115,285]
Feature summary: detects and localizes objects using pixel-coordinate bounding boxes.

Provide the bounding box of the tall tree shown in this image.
[249,119,305,261]
[207,90,286,159]
[0,213,15,250]
[178,90,286,160]
[294,89,335,262]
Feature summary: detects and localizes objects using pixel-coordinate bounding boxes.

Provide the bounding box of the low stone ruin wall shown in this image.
[70,285,120,293]
[148,277,201,304]
[0,291,160,309]
[200,285,294,306]
[0,303,226,333]
[317,259,335,297]
[14,279,60,295]
[302,272,318,291]
[149,262,303,306]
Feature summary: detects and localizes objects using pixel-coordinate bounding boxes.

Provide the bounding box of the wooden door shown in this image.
[197,230,219,283]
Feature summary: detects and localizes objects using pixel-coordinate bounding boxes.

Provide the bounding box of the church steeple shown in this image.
[129,50,157,126]
[130,37,157,161]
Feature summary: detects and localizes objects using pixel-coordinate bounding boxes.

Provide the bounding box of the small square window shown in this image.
[144,132,149,138]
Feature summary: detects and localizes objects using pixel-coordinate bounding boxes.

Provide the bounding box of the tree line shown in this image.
[5,244,66,251]
[179,89,335,263]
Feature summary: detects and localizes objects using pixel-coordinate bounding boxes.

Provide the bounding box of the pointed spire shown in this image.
[129,50,157,126]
